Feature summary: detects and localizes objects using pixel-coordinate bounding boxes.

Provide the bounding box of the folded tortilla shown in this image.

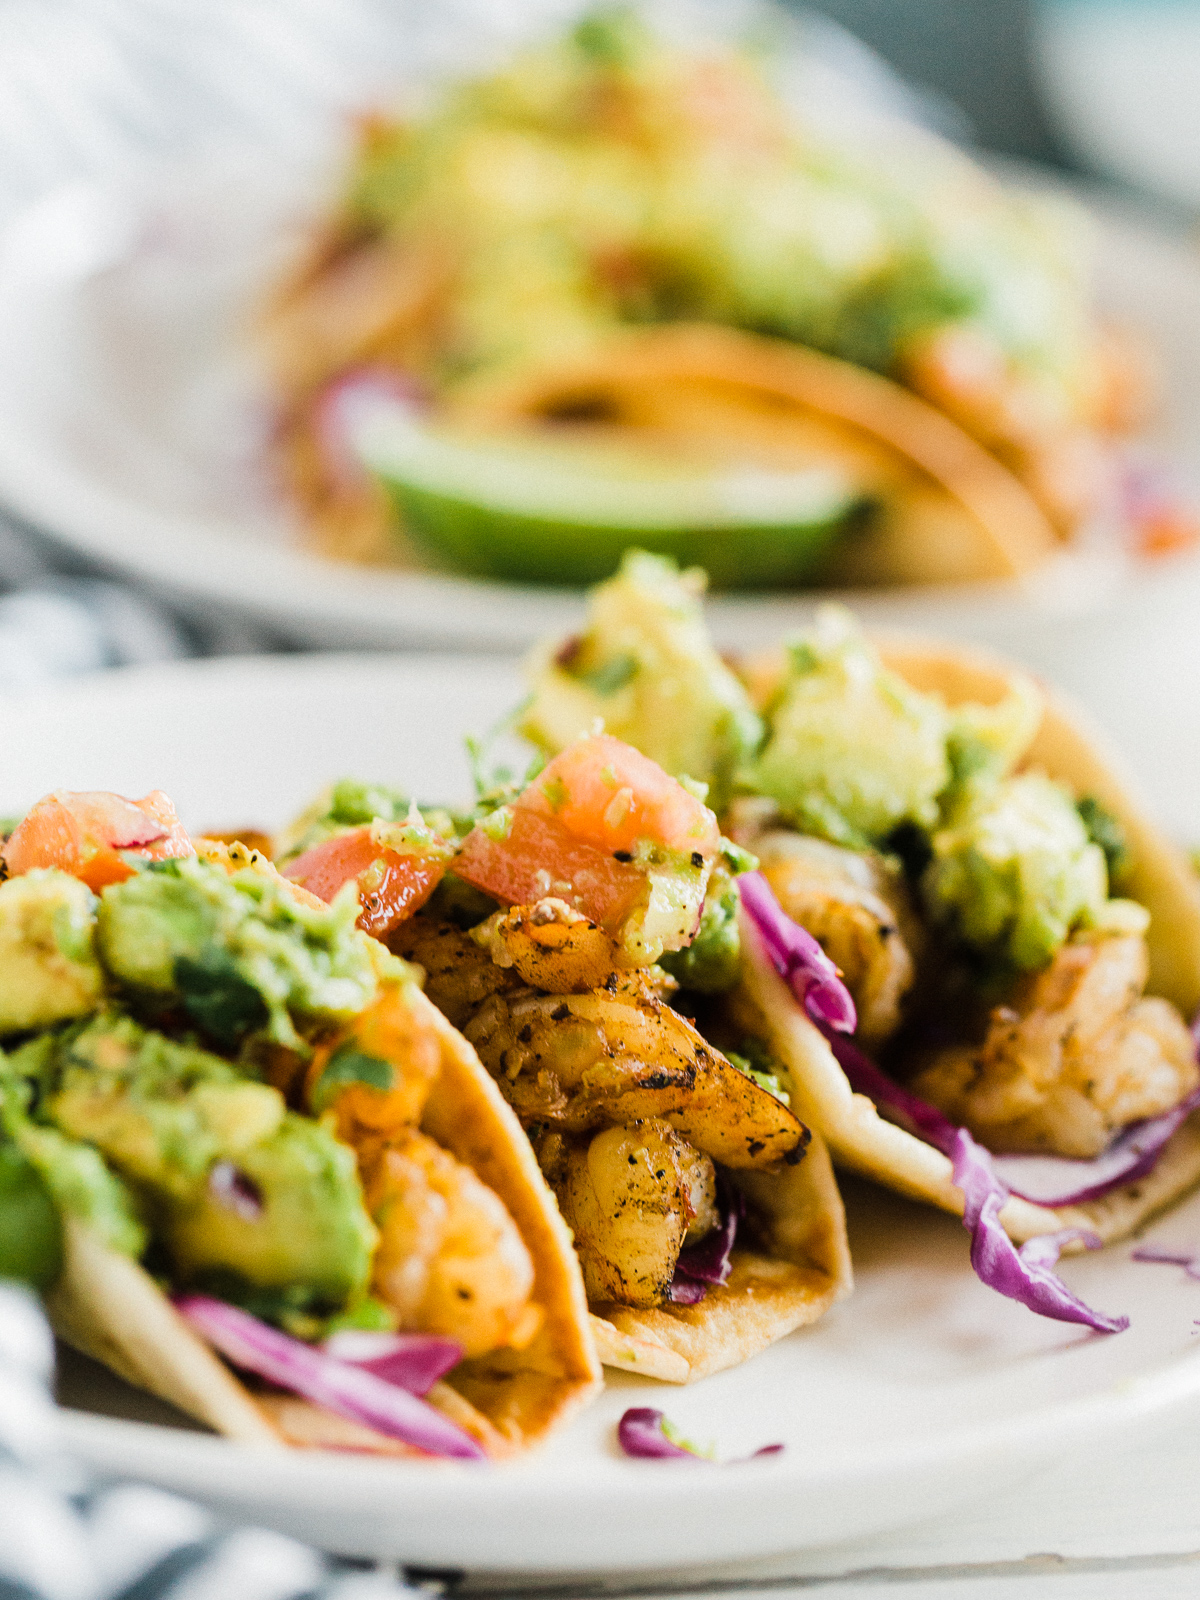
[46,982,601,1457]
[589,1121,852,1383]
[447,322,1060,585]
[734,639,1200,1247]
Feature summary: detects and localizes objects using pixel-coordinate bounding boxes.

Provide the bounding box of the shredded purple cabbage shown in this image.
[676,1189,743,1286]
[739,872,856,1034]
[668,1187,744,1303]
[831,1030,1128,1332]
[952,1128,1127,1332]
[1131,1245,1200,1281]
[828,1035,958,1155]
[666,1277,707,1305]
[176,1297,484,1459]
[322,1330,463,1395]
[992,1086,1200,1207]
[617,1408,783,1463]
[743,882,1131,1333]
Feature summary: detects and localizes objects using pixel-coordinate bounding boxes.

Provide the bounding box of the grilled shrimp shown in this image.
[536,1120,718,1308]
[473,898,625,993]
[362,1129,540,1358]
[464,982,805,1167]
[391,916,523,1029]
[910,933,1199,1157]
[757,834,922,1046]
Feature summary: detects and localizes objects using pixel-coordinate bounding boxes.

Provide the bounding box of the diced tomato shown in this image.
[284,825,446,937]
[454,807,649,933]
[519,735,720,858]
[1,789,193,891]
[454,735,720,935]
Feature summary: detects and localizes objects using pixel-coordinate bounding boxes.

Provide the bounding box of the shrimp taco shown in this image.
[519,551,1200,1331]
[266,8,1127,581]
[277,748,851,1385]
[0,791,599,1457]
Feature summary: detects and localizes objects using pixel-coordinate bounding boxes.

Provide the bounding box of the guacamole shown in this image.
[274,778,412,864]
[97,855,403,1050]
[522,551,763,804]
[0,870,103,1036]
[923,773,1109,972]
[747,607,950,848]
[12,1010,375,1304]
[340,11,1092,404]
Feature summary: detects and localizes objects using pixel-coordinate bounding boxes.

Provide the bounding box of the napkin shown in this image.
[0,1282,420,1600]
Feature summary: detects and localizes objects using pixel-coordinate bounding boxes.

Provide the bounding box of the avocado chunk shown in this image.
[660,856,746,994]
[0,1141,63,1288]
[747,607,950,848]
[923,773,1108,972]
[48,1012,285,1200]
[523,551,763,805]
[13,1121,146,1259]
[96,855,400,1049]
[36,1011,375,1305]
[0,870,103,1037]
[165,1116,375,1308]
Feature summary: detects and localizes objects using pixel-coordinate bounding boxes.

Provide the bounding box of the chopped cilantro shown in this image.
[173,950,269,1049]
[578,653,639,696]
[311,1045,394,1113]
[1076,796,1130,888]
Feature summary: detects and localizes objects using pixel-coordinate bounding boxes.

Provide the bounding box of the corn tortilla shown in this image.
[448,323,1060,585]
[590,1124,852,1383]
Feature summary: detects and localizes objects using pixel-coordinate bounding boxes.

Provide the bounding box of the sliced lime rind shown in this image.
[356,411,866,588]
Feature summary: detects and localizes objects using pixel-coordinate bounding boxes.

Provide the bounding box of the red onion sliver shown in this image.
[323,1330,463,1395]
[176,1297,484,1459]
[666,1277,707,1305]
[315,368,426,492]
[109,800,169,849]
[739,873,856,1034]
[207,1161,263,1222]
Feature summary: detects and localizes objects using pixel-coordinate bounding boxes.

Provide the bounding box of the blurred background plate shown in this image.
[0,165,1199,682]
[3,650,1200,1570]
[1035,0,1200,211]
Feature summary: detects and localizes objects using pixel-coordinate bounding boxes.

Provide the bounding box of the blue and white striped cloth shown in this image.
[0,1283,421,1600]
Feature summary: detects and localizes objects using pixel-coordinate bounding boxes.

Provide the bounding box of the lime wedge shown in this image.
[354,408,867,588]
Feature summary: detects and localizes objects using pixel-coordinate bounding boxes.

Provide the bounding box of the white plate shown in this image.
[2,170,1200,661]
[8,651,1200,1574]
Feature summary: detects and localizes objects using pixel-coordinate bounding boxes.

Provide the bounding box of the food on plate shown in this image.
[280,737,851,1383]
[262,7,1134,587]
[520,552,1200,1328]
[0,806,599,1456]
